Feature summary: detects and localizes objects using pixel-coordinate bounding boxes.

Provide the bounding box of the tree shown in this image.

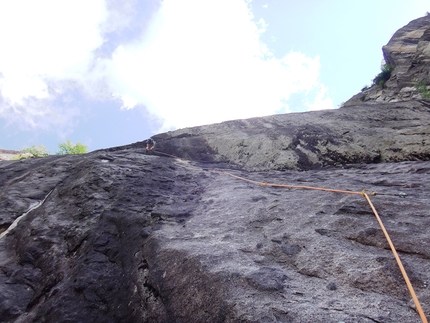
[57,140,88,155]
[22,145,50,157]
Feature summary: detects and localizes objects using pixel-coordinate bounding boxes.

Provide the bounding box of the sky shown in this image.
[0,0,429,154]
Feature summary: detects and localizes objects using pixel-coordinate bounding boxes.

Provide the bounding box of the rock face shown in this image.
[1,147,430,323]
[1,16,430,323]
[150,100,430,172]
[345,14,430,105]
[0,150,28,161]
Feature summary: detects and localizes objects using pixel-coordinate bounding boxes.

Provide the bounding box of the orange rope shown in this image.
[363,192,428,323]
[154,149,371,195]
[171,160,366,195]
[212,169,365,195]
[151,149,428,321]
[151,150,179,159]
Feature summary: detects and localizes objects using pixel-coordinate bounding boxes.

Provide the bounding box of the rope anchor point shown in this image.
[361,189,377,197]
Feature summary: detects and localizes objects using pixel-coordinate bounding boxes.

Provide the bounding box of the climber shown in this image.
[146,137,155,153]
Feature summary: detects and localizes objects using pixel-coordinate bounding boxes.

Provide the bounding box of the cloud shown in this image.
[305,85,335,111]
[100,0,333,131]
[0,0,333,133]
[0,0,108,128]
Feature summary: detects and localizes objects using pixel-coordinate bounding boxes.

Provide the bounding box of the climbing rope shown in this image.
[154,149,373,196]
[150,149,428,322]
[363,192,428,323]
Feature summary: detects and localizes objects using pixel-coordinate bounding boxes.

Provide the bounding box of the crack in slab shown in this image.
[0,189,53,240]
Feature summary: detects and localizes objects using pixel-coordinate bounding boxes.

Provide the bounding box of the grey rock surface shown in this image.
[151,100,430,171]
[0,150,28,161]
[345,15,430,105]
[0,148,429,322]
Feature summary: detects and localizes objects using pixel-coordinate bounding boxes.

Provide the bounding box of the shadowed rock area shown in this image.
[1,15,430,323]
[1,150,430,322]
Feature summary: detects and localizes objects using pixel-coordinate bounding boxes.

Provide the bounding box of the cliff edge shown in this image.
[345,14,430,105]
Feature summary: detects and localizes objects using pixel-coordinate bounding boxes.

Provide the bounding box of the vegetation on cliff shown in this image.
[415,81,430,99]
[14,141,88,160]
[372,63,393,88]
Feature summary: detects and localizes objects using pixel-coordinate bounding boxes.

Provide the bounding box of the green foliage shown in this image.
[372,64,393,88]
[415,81,430,99]
[57,140,88,155]
[23,145,50,157]
[13,154,30,160]
[13,145,50,160]
[12,141,88,159]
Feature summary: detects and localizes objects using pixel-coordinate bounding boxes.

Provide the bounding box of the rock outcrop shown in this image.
[1,15,430,323]
[345,14,430,105]
[0,150,29,161]
[150,100,430,172]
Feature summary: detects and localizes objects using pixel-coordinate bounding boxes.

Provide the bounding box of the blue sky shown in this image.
[0,0,428,154]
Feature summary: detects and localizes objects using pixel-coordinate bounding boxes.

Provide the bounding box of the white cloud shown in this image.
[0,0,108,127]
[0,0,333,132]
[100,0,333,131]
[305,85,335,111]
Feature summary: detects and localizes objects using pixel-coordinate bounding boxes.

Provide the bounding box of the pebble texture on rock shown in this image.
[1,15,430,323]
[1,149,430,322]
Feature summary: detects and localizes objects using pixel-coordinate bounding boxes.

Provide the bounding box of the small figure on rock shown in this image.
[146,137,155,153]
